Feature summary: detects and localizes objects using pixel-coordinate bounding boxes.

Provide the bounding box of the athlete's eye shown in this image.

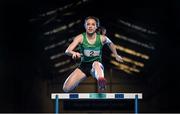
[92,23,95,26]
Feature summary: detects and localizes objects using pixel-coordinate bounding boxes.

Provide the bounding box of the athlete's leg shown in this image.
[63,68,87,92]
[90,61,107,92]
[91,61,104,79]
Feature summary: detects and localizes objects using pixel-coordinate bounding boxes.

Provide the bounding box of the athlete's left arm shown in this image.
[102,35,123,62]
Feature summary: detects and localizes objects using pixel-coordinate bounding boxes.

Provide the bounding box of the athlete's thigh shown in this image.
[64,68,87,87]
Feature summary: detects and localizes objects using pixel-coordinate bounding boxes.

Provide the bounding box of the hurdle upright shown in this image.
[51,93,143,114]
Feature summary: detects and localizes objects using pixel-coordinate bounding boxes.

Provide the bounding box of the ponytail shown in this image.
[96,26,106,35]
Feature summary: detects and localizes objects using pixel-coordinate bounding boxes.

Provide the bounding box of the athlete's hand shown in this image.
[72,52,81,59]
[115,55,123,62]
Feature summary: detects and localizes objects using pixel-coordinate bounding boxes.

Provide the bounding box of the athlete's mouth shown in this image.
[88,29,93,31]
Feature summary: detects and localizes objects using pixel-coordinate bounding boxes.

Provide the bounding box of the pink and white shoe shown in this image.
[97,77,107,93]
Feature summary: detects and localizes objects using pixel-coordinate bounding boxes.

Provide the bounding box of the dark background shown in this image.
[1,0,180,113]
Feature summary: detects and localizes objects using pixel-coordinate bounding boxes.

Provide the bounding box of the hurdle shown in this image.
[51,93,143,114]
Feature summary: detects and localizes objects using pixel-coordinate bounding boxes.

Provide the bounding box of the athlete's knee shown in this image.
[92,61,103,69]
[92,61,101,68]
[63,84,71,92]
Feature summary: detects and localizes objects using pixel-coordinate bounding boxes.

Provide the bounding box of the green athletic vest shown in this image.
[79,32,103,62]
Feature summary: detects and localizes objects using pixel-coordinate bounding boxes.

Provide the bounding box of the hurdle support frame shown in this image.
[51,93,143,114]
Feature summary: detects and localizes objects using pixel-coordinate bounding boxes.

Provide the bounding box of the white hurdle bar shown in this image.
[51,93,143,114]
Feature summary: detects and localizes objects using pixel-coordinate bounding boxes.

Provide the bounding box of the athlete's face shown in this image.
[85,19,97,34]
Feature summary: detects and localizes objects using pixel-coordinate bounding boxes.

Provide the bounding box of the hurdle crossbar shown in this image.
[51,93,143,114]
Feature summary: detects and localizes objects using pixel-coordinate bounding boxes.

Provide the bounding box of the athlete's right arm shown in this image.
[65,34,82,59]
